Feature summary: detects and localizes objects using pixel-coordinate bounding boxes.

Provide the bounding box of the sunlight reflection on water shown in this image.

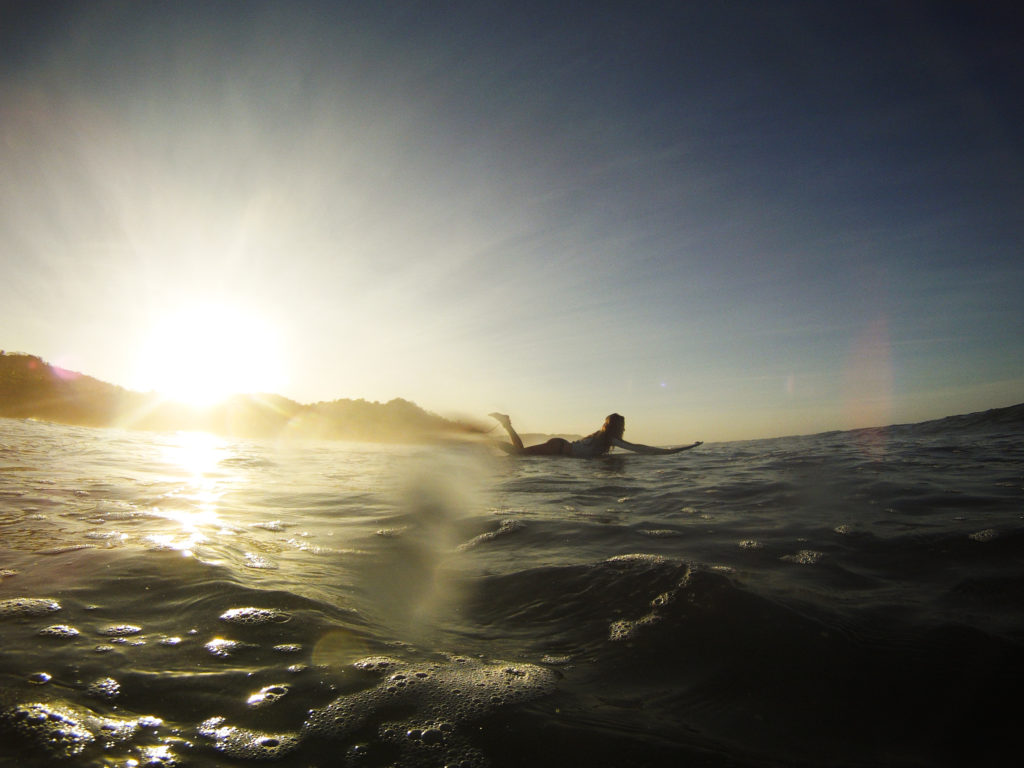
[147,431,234,555]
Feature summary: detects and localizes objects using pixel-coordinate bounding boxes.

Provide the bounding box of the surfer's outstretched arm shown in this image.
[613,439,703,455]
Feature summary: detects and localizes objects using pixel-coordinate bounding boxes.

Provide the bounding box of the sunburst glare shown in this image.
[133,302,286,407]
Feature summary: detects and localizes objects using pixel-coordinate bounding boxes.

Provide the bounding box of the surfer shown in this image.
[488,412,702,458]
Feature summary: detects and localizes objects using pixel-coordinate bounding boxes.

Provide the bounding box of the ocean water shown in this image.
[1,411,1022,767]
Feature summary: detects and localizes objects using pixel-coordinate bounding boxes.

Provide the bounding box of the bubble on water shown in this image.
[197,716,300,760]
[39,623,79,638]
[27,672,52,685]
[0,597,61,618]
[605,553,666,566]
[540,654,572,665]
[39,543,96,555]
[205,638,249,658]
[92,714,136,743]
[834,524,854,535]
[219,607,291,625]
[639,528,682,538]
[100,624,142,636]
[110,636,145,646]
[273,643,302,653]
[739,539,764,550]
[376,719,487,767]
[1,702,95,758]
[246,684,290,707]
[609,618,643,641]
[137,743,179,766]
[252,519,287,531]
[969,528,997,542]
[353,656,398,673]
[782,550,824,565]
[94,644,116,653]
[0,568,17,578]
[458,519,525,550]
[159,636,183,646]
[86,676,121,700]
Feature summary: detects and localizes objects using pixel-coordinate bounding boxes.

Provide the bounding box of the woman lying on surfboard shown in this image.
[489,412,702,458]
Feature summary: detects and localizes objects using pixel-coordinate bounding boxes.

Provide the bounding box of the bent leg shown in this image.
[489,412,524,451]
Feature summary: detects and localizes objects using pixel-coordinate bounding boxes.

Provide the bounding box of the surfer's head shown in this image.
[602,413,625,440]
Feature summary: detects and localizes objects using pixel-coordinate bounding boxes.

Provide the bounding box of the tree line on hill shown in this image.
[0,352,479,442]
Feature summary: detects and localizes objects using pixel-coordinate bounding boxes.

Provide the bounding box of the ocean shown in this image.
[1,410,1022,767]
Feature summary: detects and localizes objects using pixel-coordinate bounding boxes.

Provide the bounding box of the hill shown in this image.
[0,352,476,442]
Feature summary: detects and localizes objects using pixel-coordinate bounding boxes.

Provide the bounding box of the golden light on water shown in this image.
[312,628,369,668]
[149,431,231,555]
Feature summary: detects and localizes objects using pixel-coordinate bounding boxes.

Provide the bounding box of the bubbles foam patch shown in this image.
[0,597,61,618]
[39,623,80,638]
[219,607,292,625]
[969,528,998,542]
[246,684,290,708]
[604,553,667,567]
[205,638,250,658]
[607,564,693,642]
[99,623,142,636]
[1,702,95,758]
[458,519,525,550]
[86,677,121,701]
[303,655,557,764]
[781,549,824,565]
[198,716,300,760]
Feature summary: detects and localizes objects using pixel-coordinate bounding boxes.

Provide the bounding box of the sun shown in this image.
[133,302,286,406]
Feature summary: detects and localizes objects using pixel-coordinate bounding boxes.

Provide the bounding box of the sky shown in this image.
[1,1,1022,442]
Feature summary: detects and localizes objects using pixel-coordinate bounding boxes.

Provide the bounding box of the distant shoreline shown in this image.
[3,351,1021,445]
[0,352,481,444]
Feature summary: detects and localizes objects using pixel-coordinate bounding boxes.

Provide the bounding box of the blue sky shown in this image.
[1,1,1021,441]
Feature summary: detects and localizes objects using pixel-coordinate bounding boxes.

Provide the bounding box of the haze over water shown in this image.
[1,406,1021,766]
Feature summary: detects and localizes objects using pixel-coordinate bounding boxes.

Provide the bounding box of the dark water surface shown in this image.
[1,412,1022,767]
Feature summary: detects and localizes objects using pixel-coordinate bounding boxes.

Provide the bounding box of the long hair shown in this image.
[582,413,626,455]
